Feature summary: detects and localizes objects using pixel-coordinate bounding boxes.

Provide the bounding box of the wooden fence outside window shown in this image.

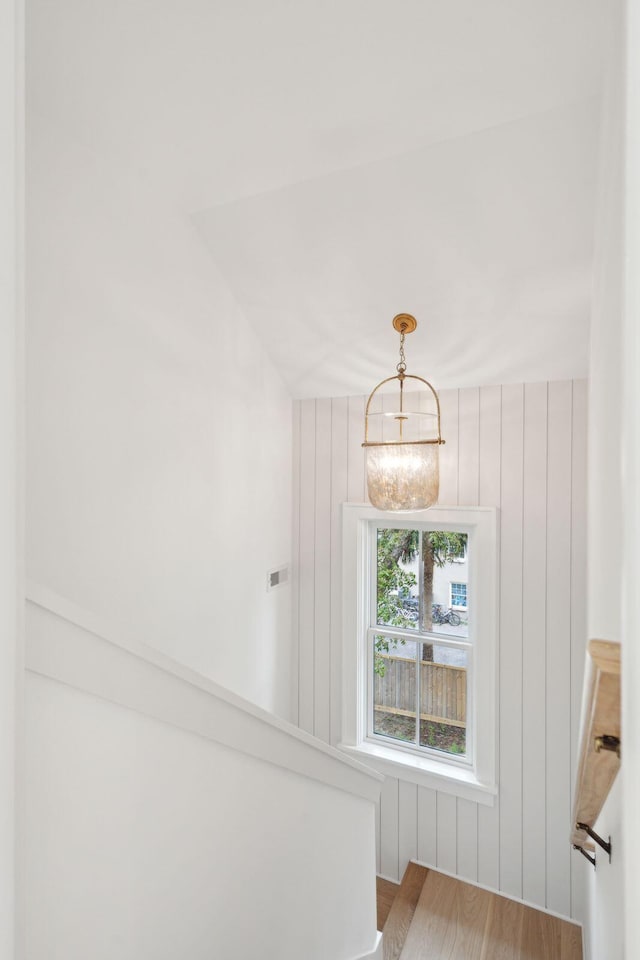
[374,653,467,728]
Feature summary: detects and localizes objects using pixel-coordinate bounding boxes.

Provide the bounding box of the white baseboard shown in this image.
[349,931,383,960]
[376,872,401,886]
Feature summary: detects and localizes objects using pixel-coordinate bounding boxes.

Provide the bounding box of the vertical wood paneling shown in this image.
[298,399,316,734]
[545,381,573,917]
[347,395,365,503]
[477,385,502,891]
[570,380,588,922]
[521,383,548,907]
[404,388,421,443]
[458,387,480,506]
[438,389,459,505]
[381,383,396,443]
[291,401,301,725]
[330,398,349,746]
[398,781,418,878]
[436,792,457,875]
[380,776,400,880]
[376,795,381,874]
[456,387,480,882]
[456,799,478,882]
[292,379,586,921]
[499,383,524,899]
[417,787,438,866]
[313,399,332,742]
[479,385,502,508]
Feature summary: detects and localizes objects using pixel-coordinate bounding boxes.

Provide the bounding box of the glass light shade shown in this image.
[365,443,439,511]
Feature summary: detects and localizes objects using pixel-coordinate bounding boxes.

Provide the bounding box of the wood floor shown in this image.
[376,863,583,960]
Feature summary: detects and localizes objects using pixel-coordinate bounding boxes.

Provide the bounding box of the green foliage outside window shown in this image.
[375,528,467,676]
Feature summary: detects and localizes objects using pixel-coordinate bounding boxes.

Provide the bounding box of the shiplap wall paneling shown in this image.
[298,399,316,734]
[347,395,365,504]
[458,387,480,507]
[417,787,438,867]
[330,398,349,747]
[451,387,480,885]
[498,383,525,900]
[291,401,301,725]
[456,799,479,883]
[570,380,588,923]
[314,399,332,744]
[476,385,501,892]
[381,387,396,443]
[521,382,548,908]
[292,381,587,920]
[380,776,400,880]
[375,795,381,874]
[436,792,457,875]
[545,381,573,917]
[438,389,459,505]
[398,781,419,878]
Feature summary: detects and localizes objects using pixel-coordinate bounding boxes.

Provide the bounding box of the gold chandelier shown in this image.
[363,314,445,511]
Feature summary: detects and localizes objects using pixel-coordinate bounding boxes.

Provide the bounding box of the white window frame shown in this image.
[449,581,468,610]
[340,503,498,805]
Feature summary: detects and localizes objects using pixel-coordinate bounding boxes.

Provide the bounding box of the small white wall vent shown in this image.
[267,565,289,591]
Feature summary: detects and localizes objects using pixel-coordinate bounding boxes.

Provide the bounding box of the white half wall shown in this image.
[292,381,588,923]
[26,110,293,716]
[24,597,382,960]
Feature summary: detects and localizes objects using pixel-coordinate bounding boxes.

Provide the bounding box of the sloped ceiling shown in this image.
[29,0,607,397]
[197,99,598,397]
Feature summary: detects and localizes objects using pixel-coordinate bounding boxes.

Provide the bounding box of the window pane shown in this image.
[419,647,468,757]
[422,531,469,639]
[450,582,467,608]
[372,637,417,744]
[376,528,420,630]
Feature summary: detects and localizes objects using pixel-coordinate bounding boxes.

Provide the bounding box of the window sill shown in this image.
[337,741,497,806]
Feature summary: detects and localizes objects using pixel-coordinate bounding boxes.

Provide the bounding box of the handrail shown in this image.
[571,640,621,855]
[25,581,383,803]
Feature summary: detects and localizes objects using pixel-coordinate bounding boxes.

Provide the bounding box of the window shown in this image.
[340,504,498,804]
[450,581,468,610]
[372,527,470,761]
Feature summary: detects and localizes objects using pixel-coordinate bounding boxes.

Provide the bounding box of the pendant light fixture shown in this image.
[363,314,445,511]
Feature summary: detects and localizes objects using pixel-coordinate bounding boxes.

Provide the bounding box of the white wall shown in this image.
[1,0,21,953]
[24,599,381,960]
[584,1,625,956]
[623,4,640,956]
[292,381,588,923]
[26,111,293,717]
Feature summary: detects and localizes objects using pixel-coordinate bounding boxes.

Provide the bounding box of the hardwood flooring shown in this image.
[377,877,401,932]
[379,863,425,959]
[376,863,583,960]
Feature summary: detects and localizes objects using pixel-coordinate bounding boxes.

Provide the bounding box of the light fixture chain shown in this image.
[397,331,407,374]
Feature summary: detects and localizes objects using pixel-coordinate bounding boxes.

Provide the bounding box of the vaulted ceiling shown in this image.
[29,0,608,396]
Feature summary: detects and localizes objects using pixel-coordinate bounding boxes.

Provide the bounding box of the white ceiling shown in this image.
[29,0,608,397]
